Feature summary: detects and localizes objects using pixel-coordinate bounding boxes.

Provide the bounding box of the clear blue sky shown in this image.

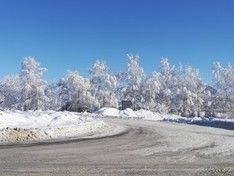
[0,0,233,83]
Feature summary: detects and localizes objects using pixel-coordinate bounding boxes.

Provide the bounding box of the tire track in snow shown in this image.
[0,119,233,176]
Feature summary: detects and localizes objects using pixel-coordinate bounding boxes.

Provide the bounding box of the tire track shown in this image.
[0,119,233,176]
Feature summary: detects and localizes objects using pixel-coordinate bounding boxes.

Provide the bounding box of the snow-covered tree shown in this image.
[19,57,49,111]
[141,72,161,111]
[157,58,176,113]
[224,64,234,117]
[90,60,118,108]
[175,66,207,116]
[0,75,21,109]
[0,54,232,118]
[44,82,63,111]
[123,54,145,109]
[142,58,208,116]
[61,71,99,112]
[212,62,234,117]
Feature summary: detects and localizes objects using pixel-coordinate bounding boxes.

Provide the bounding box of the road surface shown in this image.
[0,119,233,176]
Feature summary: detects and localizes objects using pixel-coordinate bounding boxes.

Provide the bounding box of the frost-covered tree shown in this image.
[141,72,161,111]
[61,71,99,112]
[157,58,176,113]
[44,82,63,111]
[0,54,232,118]
[212,62,234,117]
[0,75,21,109]
[123,54,145,109]
[90,60,118,108]
[224,64,234,117]
[142,58,208,116]
[19,57,49,111]
[139,58,178,113]
[175,66,207,116]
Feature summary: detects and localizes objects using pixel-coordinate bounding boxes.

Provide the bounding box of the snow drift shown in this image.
[95,107,234,130]
[0,110,99,129]
[96,108,138,118]
[96,107,165,120]
[0,110,126,144]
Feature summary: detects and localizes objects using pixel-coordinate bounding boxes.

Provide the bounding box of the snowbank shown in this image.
[0,110,124,144]
[95,107,234,130]
[96,108,120,117]
[96,108,138,118]
[162,114,234,123]
[0,110,98,129]
[1,108,233,144]
[135,109,164,121]
[96,107,234,122]
[96,107,164,120]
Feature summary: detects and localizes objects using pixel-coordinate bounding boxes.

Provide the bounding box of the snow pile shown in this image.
[0,110,98,129]
[135,109,164,121]
[162,114,234,123]
[95,108,139,118]
[96,107,234,130]
[96,108,139,118]
[96,108,120,117]
[0,110,113,144]
[96,107,163,120]
[119,108,138,118]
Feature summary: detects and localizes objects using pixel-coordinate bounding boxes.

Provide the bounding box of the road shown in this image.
[0,119,233,176]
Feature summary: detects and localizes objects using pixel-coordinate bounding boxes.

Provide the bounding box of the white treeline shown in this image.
[0,56,233,117]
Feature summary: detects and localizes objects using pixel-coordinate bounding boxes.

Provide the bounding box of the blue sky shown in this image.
[0,0,233,83]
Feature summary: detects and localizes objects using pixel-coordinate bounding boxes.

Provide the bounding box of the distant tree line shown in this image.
[0,55,233,118]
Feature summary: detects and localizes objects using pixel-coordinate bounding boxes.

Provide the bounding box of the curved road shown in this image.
[0,119,234,176]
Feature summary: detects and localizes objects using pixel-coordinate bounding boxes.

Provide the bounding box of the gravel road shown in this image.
[0,119,233,176]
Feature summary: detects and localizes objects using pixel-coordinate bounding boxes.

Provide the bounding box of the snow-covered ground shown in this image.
[0,110,127,144]
[96,107,160,119]
[0,107,233,145]
[95,107,234,125]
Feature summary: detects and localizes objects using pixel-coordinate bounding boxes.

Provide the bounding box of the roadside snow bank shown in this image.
[95,107,234,130]
[162,114,234,123]
[0,110,125,144]
[0,110,98,129]
[96,108,120,117]
[135,109,164,121]
[96,107,163,120]
[96,107,138,118]
[96,107,164,120]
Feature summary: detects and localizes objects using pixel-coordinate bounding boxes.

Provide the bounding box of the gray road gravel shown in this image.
[0,119,233,176]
